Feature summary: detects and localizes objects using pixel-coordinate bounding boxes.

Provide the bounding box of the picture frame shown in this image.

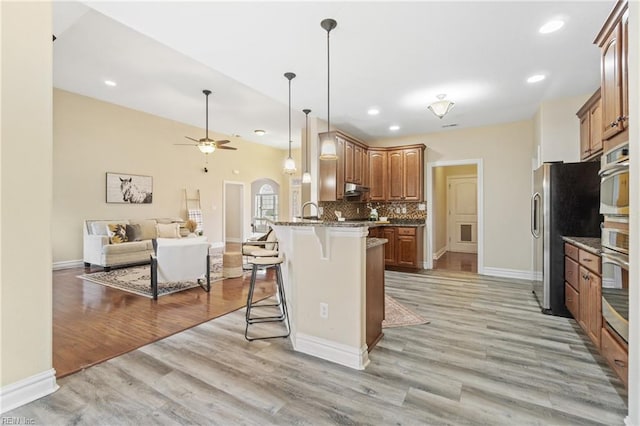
[106,172,153,204]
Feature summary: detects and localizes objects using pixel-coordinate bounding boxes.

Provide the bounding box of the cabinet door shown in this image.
[621,10,629,130]
[601,24,623,140]
[403,148,423,201]
[336,137,345,200]
[397,235,417,267]
[354,145,364,184]
[590,99,603,154]
[382,227,396,265]
[578,266,589,330]
[565,282,580,320]
[579,112,591,160]
[368,151,387,201]
[387,151,404,200]
[587,272,602,349]
[344,141,355,183]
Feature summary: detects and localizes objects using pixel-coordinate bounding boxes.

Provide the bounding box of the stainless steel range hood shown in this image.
[345,183,369,200]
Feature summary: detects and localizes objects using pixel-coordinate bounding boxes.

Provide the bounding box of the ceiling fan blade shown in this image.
[215,140,231,145]
[217,146,238,150]
[174,143,198,146]
[185,136,200,142]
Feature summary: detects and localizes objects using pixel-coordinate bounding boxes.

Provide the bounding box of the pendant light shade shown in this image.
[302,109,312,183]
[283,72,297,175]
[319,18,338,161]
[428,94,455,119]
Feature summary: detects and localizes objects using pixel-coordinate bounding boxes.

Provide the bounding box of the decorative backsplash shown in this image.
[319,201,427,221]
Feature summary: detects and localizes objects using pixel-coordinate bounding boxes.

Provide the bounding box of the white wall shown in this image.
[53,89,297,262]
[533,93,591,167]
[224,183,243,242]
[0,0,58,407]
[371,120,534,273]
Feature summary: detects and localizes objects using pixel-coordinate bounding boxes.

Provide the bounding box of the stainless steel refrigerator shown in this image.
[531,162,601,316]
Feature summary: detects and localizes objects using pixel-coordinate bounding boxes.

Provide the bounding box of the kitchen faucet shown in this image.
[301,201,319,219]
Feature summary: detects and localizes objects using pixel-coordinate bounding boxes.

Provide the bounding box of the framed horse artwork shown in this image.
[106,172,153,204]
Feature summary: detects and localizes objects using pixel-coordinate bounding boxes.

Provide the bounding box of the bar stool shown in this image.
[245,256,290,341]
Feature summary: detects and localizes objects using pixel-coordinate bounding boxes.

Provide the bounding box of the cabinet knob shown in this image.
[619,115,628,122]
[610,121,618,128]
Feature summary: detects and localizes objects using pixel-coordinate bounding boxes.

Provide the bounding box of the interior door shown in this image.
[447,176,478,253]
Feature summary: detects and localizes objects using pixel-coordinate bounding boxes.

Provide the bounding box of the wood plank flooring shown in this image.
[14,270,627,424]
[434,251,478,273]
[53,252,275,378]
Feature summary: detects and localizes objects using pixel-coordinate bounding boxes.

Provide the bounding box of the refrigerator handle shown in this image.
[531,192,540,238]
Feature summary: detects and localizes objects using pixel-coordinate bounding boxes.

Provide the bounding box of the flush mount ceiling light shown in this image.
[539,19,565,34]
[427,94,455,119]
[283,72,297,175]
[367,108,380,116]
[104,80,117,87]
[302,109,312,184]
[319,18,338,161]
[389,125,400,131]
[527,74,546,83]
[254,129,266,136]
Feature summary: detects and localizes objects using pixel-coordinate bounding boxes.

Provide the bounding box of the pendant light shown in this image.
[283,72,297,175]
[319,18,338,160]
[302,109,312,183]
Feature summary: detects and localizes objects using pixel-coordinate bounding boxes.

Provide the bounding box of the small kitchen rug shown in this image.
[382,295,430,328]
[79,251,227,298]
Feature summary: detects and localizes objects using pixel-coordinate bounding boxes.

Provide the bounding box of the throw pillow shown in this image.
[107,223,128,244]
[125,224,142,242]
[156,222,180,238]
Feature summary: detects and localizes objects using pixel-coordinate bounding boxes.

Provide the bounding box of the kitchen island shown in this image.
[271,220,386,369]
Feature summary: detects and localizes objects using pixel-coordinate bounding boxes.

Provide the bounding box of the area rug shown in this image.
[382,295,430,328]
[79,251,228,298]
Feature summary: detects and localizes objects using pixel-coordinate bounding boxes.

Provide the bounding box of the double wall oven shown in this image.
[599,142,629,343]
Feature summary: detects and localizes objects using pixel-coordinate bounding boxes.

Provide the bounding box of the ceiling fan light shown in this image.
[428,94,455,119]
[302,172,312,183]
[198,143,215,154]
[283,156,297,175]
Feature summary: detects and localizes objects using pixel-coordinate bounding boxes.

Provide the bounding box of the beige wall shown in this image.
[533,93,590,167]
[224,183,242,241]
[370,120,534,272]
[1,1,54,386]
[53,89,297,262]
[433,165,477,256]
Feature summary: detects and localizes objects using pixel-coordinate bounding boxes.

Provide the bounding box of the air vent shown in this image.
[442,123,458,128]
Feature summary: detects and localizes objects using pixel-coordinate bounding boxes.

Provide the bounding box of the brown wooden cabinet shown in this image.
[382,227,396,264]
[365,243,385,351]
[381,226,424,269]
[579,265,602,348]
[595,0,628,145]
[576,89,602,160]
[368,150,387,201]
[319,131,368,201]
[601,325,629,388]
[387,146,424,202]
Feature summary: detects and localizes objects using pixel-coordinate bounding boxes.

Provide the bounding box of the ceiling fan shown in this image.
[175,89,238,154]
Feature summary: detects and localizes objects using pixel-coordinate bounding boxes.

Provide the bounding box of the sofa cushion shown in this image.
[89,220,129,236]
[103,240,153,255]
[107,224,128,244]
[157,222,181,238]
[125,224,142,242]
[129,219,158,240]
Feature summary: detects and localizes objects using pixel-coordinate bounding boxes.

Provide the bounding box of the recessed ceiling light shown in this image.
[539,20,565,34]
[254,129,266,136]
[367,108,380,116]
[389,125,400,131]
[104,80,117,87]
[527,74,546,83]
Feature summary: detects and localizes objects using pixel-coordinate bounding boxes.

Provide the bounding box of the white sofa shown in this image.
[83,218,188,270]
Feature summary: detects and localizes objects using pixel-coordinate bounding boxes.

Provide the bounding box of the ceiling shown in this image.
[53,1,613,150]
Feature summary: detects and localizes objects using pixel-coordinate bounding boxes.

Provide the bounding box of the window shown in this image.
[254,184,278,233]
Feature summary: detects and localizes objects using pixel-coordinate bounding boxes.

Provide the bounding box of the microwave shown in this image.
[599,160,629,216]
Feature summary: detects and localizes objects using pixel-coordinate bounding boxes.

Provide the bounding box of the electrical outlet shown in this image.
[401,206,407,214]
[395,207,401,214]
[318,207,324,215]
[357,207,360,214]
[418,203,426,211]
[320,302,329,319]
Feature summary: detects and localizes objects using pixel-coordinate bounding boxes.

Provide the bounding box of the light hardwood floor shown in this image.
[10,270,627,425]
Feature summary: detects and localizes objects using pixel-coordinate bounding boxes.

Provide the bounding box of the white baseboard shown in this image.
[433,247,447,260]
[52,260,83,270]
[210,241,225,249]
[0,369,58,414]
[482,267,534,281]
[294,333,370,370]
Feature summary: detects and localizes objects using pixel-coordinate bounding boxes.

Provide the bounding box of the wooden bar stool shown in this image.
[244,256,290,341]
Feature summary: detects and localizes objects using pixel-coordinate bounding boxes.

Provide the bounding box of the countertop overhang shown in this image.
[562,236,601,255]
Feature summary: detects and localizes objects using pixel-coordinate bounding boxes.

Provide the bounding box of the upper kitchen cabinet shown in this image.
[577,89,602,160]
[319,131,366,201]
[368,149,387,201]
[594,0,628,145]
[387,145,425,201]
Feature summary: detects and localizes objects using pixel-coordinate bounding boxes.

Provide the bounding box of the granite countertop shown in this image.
[562,236,602,255]
[366,237,388,249]
[272,219,425,228]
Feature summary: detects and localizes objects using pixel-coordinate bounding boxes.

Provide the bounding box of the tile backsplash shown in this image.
[319,201,427,221]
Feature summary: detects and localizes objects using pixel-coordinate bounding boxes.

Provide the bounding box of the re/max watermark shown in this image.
[1,417,35,425]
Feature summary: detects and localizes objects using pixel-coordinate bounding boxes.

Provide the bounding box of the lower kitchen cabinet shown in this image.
[601,326,629,389]
[382,227,396,264]
[369,226,423,269]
